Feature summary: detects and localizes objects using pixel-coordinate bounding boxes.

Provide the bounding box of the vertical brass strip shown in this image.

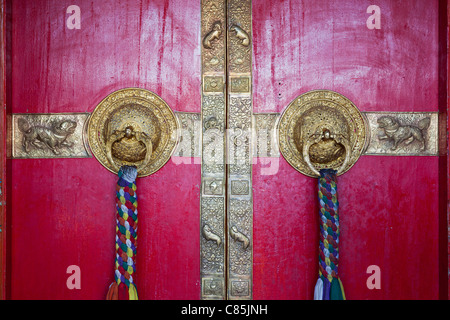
[226,0,253,300]
[200,0,227,300]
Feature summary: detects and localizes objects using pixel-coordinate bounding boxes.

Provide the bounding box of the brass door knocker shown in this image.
[302,128,352,177]
[87,88,179,300]
[278,90,368,177]
[106,125,153,173]
[87,88,179,177]
[278,90,369,300]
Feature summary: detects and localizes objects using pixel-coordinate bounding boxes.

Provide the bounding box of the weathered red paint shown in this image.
[3,0,449,300]
[438,0,448,301]
[8,0,200,299]
[445,0,450,301]
[0,0,6,301]
[252,0,442,299]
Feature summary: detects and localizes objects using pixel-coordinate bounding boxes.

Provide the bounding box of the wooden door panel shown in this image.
[253,160,318,300]
[252,0,441,299]
[339,156,439,299]
[9,0,200,299]
[4,0,446,301]
[253,1,438,114]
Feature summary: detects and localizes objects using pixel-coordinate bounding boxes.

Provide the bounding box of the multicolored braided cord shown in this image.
[313,169,345,300]
[106,166,139,300]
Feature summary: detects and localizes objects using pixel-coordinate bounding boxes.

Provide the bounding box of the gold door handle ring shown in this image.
[106,125,153,174]
[302,129,352,177]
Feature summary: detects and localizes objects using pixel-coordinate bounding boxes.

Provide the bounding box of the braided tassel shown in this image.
[107,166,139,300]
[313,169,345,300]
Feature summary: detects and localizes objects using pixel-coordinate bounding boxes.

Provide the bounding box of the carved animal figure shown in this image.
[232,127,244,147]
[203,21,222,49]
[202,224,222,247]
[230,25,250,46]
[230,225,249,250]
[18,118,77,155]
[204,116,220,131]
[377,116,430,151]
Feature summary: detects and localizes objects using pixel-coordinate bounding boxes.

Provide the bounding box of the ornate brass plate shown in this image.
[226,0,254,300]
[201,0,227,300]
[278,90,368,177]
[11,113,91,159]
[172,112,201,159]
[364,112,438,156]
[200,0,254,300]
[87,88,179,177]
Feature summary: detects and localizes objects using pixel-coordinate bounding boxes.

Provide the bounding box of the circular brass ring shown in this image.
[302,132,352,177]
[278,90,368,178]
[87,88,179,177]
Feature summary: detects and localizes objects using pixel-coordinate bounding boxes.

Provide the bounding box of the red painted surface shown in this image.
[8,0,201,299]
[0,0,6,301]
[446,0,450,301]
[4,0,448,300]
[438,0,448,301]
[253,159,318,300]
[253,0,441,299]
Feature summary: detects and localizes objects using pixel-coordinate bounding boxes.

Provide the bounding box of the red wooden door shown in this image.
[6,0,201,299]
[252,0,446,300]
[2,0,448,301]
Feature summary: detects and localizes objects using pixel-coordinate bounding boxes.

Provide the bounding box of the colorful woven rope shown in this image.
[313,169,345,300]
[106,166,139,300]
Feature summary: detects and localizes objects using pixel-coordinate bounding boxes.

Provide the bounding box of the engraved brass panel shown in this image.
[11,113,91,159]
[201,0,227,300]
[364,112,438,156]
[87,88,179,177]
[173,112,201,158]
[230,76,251,93]
[12,110,438,160]
[226,0,253,300]
[156,111,441,159]
[253,113,280,158]
[204,76,225,93]
[253,111,440,158]
[201,0,254,300]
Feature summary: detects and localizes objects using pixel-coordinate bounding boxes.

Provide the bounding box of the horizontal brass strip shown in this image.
[10,113,92,159]
[10,111,440,159]
[173,111,440,158]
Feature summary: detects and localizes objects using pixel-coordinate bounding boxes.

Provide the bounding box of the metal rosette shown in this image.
[278,90,369,177]
[87,88,179,177]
